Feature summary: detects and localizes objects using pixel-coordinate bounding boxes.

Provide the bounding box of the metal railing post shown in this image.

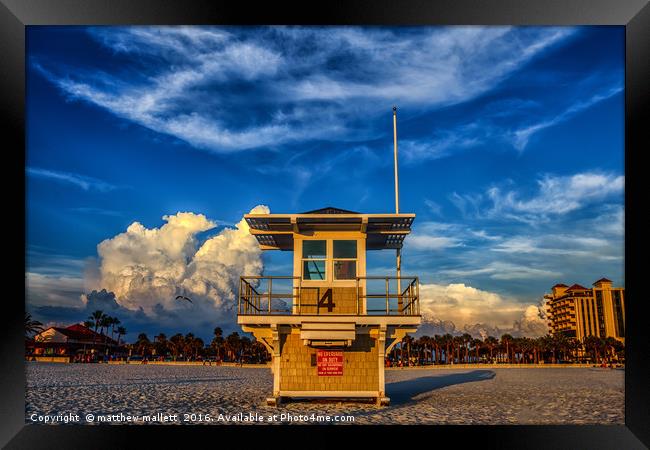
[238,278,241,314]
[412,282,415,315]
[248,283,252,314]
[268,278,272,314]
[416,277,420,315]
[386,277,390,315]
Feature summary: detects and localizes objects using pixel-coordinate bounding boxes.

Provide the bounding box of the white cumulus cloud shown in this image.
[418,282,548,338]
[92,206,268,322]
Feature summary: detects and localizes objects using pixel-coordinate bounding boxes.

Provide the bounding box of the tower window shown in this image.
[301,239,358,281]
[333,240,357,280]
[302,240,326,280]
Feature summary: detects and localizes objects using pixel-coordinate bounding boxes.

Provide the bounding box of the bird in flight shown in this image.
[175,295,193,303]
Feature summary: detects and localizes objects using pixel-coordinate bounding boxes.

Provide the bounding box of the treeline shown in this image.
[79,309,623,365]
[126,328,269,363]
[125,330,624,365]
[391,333,625,366]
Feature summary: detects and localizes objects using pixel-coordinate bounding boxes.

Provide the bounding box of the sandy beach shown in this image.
[25,363,624,425]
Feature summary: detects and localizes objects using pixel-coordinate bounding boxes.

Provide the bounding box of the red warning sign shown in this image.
[317,350,343,376]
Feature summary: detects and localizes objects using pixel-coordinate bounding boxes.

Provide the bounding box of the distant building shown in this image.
[28,323,120,362]
[544,278,625,344]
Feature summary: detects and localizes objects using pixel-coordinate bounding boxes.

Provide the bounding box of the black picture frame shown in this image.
[2,0,648,448]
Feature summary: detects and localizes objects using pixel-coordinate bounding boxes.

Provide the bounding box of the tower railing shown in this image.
[238,276,298,315]
[238,275,419,316]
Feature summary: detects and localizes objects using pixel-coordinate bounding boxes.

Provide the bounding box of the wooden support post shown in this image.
[271,326,281,398]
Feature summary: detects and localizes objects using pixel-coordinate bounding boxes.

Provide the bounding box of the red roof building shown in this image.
[28,323,121,362]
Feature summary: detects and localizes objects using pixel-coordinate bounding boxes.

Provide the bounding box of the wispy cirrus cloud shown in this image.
[491,233,623,262]
[512,84,623,150]
[449,171,624,223]
[486,171,624,221]
[424,198,442,216]
[438,261,561,281]
[26,167,118,192]
[402,85,622,164]
[400,127,484,163]
[32,26,576,154]
[405,221,504,253]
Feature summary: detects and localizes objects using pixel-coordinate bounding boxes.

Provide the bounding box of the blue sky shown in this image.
[26,26,624,341]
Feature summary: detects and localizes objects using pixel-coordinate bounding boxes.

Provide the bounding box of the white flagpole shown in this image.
[393,106,402,311]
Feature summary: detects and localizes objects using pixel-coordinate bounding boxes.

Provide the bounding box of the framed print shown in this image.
[2,0,648,448]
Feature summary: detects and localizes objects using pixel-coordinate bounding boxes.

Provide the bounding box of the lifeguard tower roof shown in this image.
[244,206,415,251]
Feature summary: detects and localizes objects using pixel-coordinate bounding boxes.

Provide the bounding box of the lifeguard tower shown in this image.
[237,108,420,406]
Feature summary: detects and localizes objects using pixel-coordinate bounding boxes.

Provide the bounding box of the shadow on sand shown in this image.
[387,370,496,405]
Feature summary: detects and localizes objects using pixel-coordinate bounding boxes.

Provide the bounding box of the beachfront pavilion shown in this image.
[28,323,120,362]
[237,207,421,406]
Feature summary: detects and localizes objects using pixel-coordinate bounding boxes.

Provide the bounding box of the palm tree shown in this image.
[452,335,464,364]
[226,332,241,362]
[605,337,624,363]
[461,333,472,363]
[471,338,482,363]
[432,335,442,365]
[567,337,581,363]
[603,337,621,363]
[110,317,121,342]
[169,333,185,360]
[88,310,105,335]
[251,339,269,363]
[25,312,44,338]
[530,337,539,364]
[211,327,224,361]
[154,333,168,358]
[518,337,531,364]
[135,333,151,357]
[99,316,112,337]
[87,310,106,355]
[419,336,432,365]
[584,335,604,364]
[402,334,414,366]
[239,336,251,363]
[442,334,453,364]
[555,333,570,362]
[99,315,114,354]
[484,336,498,363]
[116,326,127,347]
[501,334,514,364]
[183,333,197,360]
[193,337,205,360]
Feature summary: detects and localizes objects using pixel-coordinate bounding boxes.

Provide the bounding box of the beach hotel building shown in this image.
[544,278,625,344]
[237,207,421,405]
